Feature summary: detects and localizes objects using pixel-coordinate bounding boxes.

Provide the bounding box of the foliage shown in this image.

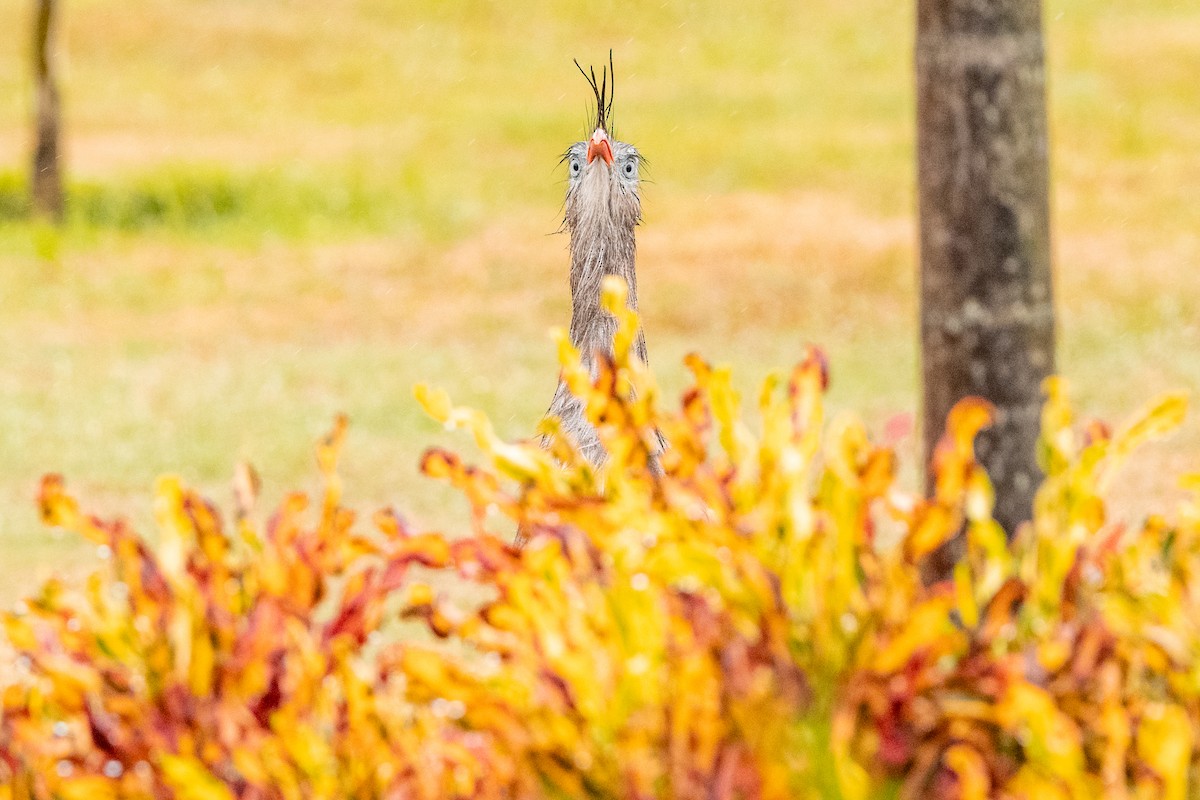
[0,166,394,238]
[1,277,1198,799]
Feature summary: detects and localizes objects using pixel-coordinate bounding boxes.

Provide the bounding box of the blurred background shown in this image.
[0,0,1197,602]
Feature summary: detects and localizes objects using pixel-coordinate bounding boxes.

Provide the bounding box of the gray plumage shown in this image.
[541,58,659,471]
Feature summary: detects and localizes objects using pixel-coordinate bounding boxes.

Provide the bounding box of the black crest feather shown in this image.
[574,50,615,133]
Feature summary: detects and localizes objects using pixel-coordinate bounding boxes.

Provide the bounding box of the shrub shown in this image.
[1,277,1197,799]
[0,166,394,238]
[0,173,30,222]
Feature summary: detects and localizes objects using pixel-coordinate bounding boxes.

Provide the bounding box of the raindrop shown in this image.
[630,573,650,591]
[55,760,73,778]
[53,721,69,738]
[103,760,124,779]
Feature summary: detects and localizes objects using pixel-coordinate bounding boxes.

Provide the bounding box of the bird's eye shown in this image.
[623,161,636,177]
[569,158,581,176]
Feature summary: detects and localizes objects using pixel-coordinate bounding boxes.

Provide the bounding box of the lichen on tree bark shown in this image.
[917,0,1056,536]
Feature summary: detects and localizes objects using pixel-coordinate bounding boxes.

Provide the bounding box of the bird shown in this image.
[539,53,661,474]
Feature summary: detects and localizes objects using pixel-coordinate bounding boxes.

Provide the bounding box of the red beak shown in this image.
[587,129,614,166]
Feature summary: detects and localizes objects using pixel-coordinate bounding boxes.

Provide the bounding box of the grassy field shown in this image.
[0,0,1197,603]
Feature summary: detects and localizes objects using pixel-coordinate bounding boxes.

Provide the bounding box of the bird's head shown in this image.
[562,53,643,234]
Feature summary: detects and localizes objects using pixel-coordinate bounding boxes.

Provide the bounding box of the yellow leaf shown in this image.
[905,505,956,562]
[2,615,38,652]
[231,747,271,786]
[189,620,216,698]
[159,755,236,800]
[963,467,995,522]
[316,414,348,477]
[56,777,118,800]
[153,474,190,579]
[947,397,995,453]
[600,274,629,312]
[401,647,449,691]
[1003,768,1072,800]
[1136,703,1191,800]
[405,582,435,607]
[413,383,452,423]
[1112,393,1188,459]
[873,598,961,673]
[996,683,1085,784]
[943,744,990,800]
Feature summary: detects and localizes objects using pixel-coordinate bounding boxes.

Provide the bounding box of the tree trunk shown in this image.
[31,0,64,222]
[917,0,1056,536]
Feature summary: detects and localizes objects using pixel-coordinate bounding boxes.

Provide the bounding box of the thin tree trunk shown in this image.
[31,0,64,222]
[917,0,1056,536]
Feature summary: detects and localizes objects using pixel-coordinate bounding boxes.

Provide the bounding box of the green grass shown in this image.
[0,0,1197,603]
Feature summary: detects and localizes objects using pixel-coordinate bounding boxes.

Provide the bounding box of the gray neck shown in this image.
[567,219,645,364]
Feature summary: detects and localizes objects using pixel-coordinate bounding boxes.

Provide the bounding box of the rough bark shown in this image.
[917,0,1056,536]
[31,0,64,222]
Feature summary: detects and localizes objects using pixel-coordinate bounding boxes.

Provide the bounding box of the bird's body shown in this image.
[542,58,658,470]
